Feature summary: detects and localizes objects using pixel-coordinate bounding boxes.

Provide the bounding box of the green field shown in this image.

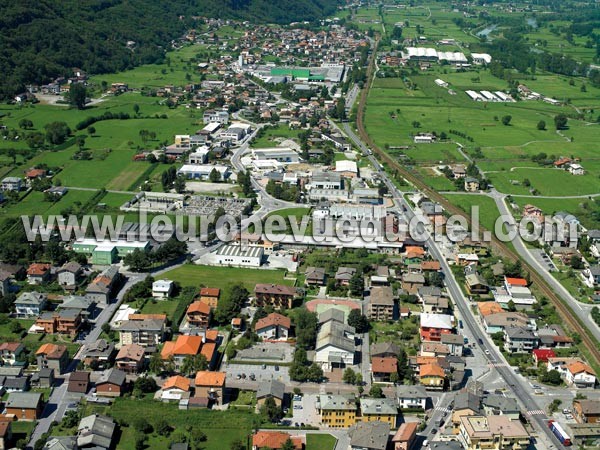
[306,433,338,450]
[444,193,501,231]
[251,125,301,148]
[160,264,295,291]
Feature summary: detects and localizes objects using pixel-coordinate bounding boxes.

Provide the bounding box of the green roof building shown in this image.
[270,67,311,80]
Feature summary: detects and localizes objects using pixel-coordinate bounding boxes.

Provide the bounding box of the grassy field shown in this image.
[160,264,295,291]
[306,434,338,450]
[85,397,254,450]
[251,125,301,148]
[444,193,501,231]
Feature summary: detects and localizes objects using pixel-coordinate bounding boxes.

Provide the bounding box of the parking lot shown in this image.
[224,362,290,384]
[530,249,557,272]
[290,394,320,427]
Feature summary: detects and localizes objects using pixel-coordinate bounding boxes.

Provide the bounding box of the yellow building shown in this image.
[419,363,446,390]
[458,415,529,450]
[358,398,398,428]
[317,394,357,428]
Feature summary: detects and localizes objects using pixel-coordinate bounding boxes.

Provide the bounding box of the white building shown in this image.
[1,177,22,191]
[566,361,597,388]
[252,147,300,164]
[335,160,358,177]
[188,146,211,164]
[215,244,264,267]
[568,164,585,175]
[177,164,230,180]
[471,53,492,65]
[414,134,435,144]
[152,280,174,299]
[314,319,356,369]
[203,110,229,125]
[396,385,428,410]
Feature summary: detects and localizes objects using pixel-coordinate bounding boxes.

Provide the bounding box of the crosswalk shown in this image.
[433,406,450,414]
[488,362,507,368]
[525,409,546,417]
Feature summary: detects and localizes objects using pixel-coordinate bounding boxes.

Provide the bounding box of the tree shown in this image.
[261,397,283,422]
[369,384,384,398]
[155,419,171,436]
[554,114,568,130]
[349,270,364,297]
[44,121,71,145]
[66,83,87,109]
[347,308,369,333]
[181,354,208,376]
[62,410,79,428]
[570,255,584,269]
[75,135,86,150]
[540,369,562,386]
[87,126,96,136]
[133,104,140,115]
[174,176,186,194]
[134,433,146,450]
[390,372,400,384]
[343,368,357,384]
[282,439,296,450]
[132,417,153,433]
[506,300,516,312]
[133,376,158,393]
[9,321,22,334]
[18,119,33,129]
[209,168,222,183]
[501,115,512,126]
[537,120,546,130]
[230,440,245,450]
[123,248,152,271]
[214,283,249,324]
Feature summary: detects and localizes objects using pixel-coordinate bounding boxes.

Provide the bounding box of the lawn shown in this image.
[85,397,255,450]
[139,298,180,322]
[251,125,301,148]
[306,433,337,450]
[160,264,295,292]
[444,193,502,231]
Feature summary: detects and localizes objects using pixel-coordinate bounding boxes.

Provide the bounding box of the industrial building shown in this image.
[215,244,264,267]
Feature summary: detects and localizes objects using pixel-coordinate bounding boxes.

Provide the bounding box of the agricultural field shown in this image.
[444,193,502,232]
[306,433,338,450]
[160,264,295,292]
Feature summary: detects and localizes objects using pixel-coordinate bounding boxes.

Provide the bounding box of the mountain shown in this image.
[0,0,341,99]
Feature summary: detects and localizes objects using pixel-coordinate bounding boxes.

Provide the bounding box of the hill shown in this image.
[0,0,340,99]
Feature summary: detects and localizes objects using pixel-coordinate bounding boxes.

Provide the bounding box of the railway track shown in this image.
[354,37,600,369]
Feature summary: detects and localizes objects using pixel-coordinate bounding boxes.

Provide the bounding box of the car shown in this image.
[478,338,483,345]
[300,423,305,427]
[563,409,571,414]
[275,365,279,371]
[431,429,437,435]
[422,440,429,447]
[241,373,246,379]
[283,408,289,414]
[458,320,463,328]
[293,405,303,410]
[293,395,302,401]
[484,349,490,355]
[262,364,267,369]
[236,374,241,380]
[294,422,299,427]
[534,389,543,395]
[532,384,541,389]
[566,414,574,420]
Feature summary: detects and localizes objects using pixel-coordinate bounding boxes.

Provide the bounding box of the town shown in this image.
[0,1,599,450]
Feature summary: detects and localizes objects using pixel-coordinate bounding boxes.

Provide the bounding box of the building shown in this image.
[255,313,291,340]
[420,313,454,341]
[392,422,418,450]
[203,109,229,124]
[80,339,115,370]
[309,172,343,190]
[317,394,358,428]
[199,288,220,309]
[5,392,43,420]
[1,177,22,191]
[359,398,398,427]
[396,385,428,410]
[419,363,445,390]
[573,399,600,424]
[368,287,394,321]
[194,371,226,405]
[566,361,596,388]
[26,263,52,285]
[402,273,425,294]
[177,164,231,180]
[161,375,191,401]
[68,371,90,393]
[115,344,145,374]
[254,284,298,309]
[305,267,326,286]
[458,415,529,450]
[253,148,300,164]
[503,326,538,353]
[216,244,263,267]
[34,310,83,337]
[0,420,11,450]
[95,368,126,397]
[85,266,120,305]
[315,317,356,369]
[335,160,358,178]
[57,261,82,289]
[464,177,480,192]
[370,342,400,359]
[441,334,465,357]
[186,301,211,328]
[152,280,174,299]
[483,312,531,335]
[465,273,489,295]
[0,343,25,366]
[348,421,390,450]
[371,357,398,382]
[256,379,285,408]
[118,317,166,347]
[77,414,116,449]
[36,344,69,374]
[160,335,209,370]
[15,291,47,317]
[335,267,357,286]
[251,431,303,450]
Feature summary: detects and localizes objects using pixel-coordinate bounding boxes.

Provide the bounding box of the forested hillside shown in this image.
[0,0,340,99]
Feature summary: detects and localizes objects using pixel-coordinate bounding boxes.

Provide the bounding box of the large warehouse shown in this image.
[215,244,264,267]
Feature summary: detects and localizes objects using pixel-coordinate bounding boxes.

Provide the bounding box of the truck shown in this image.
[548,420,571,446]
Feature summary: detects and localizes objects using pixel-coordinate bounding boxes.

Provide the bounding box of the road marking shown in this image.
[433,406,450,414]
[525,410,546,417]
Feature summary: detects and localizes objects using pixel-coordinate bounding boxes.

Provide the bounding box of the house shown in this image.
[115,344,145,374]
[566,361,596,388]
[420,342,450,357]
[482,312,530,335]
[401,273,425,294]
[15,291,47,317]
[26,263,52,285]
[257,379,285,407]
[465,273,489,295]
[317,394,357,428]
[254,284,298,309]
[573,399,600,424]
[0,271,10,297]
[420,313,454,341]
[4,376,29,392]
[199,288,220,309]
[57,261,82,289]
[1,177,22,191]
[161,375,191,401]
[368,286,395,321]
[370,342,400,359]
[0,420,12,450]
[42,436,77,450]
[464,177,480,192]
[441,334,465,357]
[186,301,211,328]
[5,392,43,420]
[503,326,538,353]
[458,415,529,450]
[422,295,450,314]
[371,357,398,382]
[77,414,116,449]
[59,295,96,319]
[315,317,356,369]
[152,280,174,299]
[0,343,25,366]
[36,344,69,374]
[392,422,418,450]
[348,421,390,450]
[95,368,126,397]
[251,431,303,450]
[532,349,556,365]
[194,371,226,405]
[537,325,574,349]
[118,318,166,347]
[68,371,90,393]
[305,267,326,286]
[31,368,53,389]
[359,398,398,427]
[255,313,291,340]
[34,310,83,337]
[335,267,356,286]
[477,302,504,317]
[419,363,445,390]
[396,385,428,410]
[80,339,115,369]
[481,395,520,421]
[86,266,120,305]
[569,163,585,175]
[160,335,205,370]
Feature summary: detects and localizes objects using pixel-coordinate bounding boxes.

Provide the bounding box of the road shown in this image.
[337,114,567,450]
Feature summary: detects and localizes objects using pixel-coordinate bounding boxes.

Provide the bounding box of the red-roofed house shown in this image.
[186,301,211,328]
[533,349,556,365]
[0,342,25,366]
[161,375,191,401]
[566,361,597,388]
[194,371,226,404]
[252,431,303,450]
[255,313,291,340]
[161,335,203,370]
[25,168,46,179]
[199,288,220,309]
[504,276,528,287]
[392,422,418,450]
[254,284,298,309]
[371,357,398,382]
[27,263,52,285]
